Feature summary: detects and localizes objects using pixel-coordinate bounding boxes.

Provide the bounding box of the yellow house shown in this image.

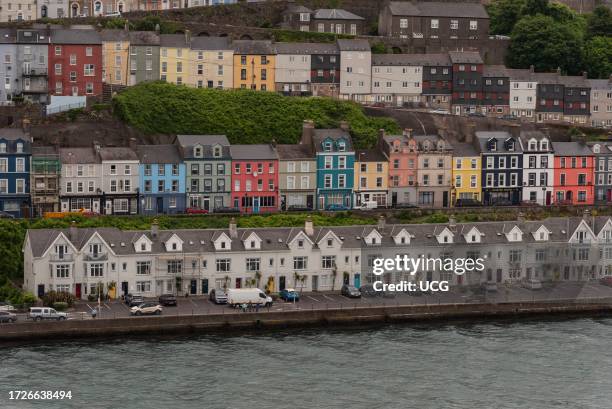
[232,40,276,91]
[451,143,482,205]
[189,36,234,89]
[354,149,389,207]
[159,33,191,86]
[100,29,130,86]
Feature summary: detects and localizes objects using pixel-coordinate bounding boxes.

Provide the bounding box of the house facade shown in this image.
[509,67,537,121]
[274,42,313,96]
[310,43,340,98]
[371,54,423,106]
[420,53,452,110]
[378,129,418,206]
[0,128,31,217]
[277,141,316,211]
[562,74,590,125]
[282,6,365,35]
[450,51,483,115]
[189,36,233,89]
[451,142,481,205]
[520,131,554,205]
[477,132,523,205]
[414,134,453,208]
[100,29,130,86]
[354,148,389,208]
[482,65,510,117]
[589,142,612,204]
[59,147,102,213]
[128,31,160,85]
[16,28,50,104]
[553,142,595,205]
[230,144,279,213]
[177,134,232,212]
[30,146,60,216]
[159,33,190,86]
[136,144,186,215]
[232,40,275,91]
[98,147,140,215]
[0,30,17,103]
[338,39,371,102]
[588,78,612,128]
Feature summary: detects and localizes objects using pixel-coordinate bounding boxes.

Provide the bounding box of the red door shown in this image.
[75,283,81,299]
[235,278,242,289]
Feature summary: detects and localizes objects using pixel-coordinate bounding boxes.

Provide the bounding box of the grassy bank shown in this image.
[112,82,400,148]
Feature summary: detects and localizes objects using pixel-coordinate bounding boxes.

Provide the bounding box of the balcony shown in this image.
[84,252,108,262]
[50,253,73,262]
[22,68,48,77]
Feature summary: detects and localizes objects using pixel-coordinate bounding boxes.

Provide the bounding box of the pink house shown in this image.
[230,144,279,213]
[378,129,418,206]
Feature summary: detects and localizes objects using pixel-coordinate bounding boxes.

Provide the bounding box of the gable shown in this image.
[289,230,314,249]
[213,232,232,251]
[393,228,412,245]
[164,233,184,252]
[82,231,113,254]
[41,232,79,258]
[570,220,596,244]
[436,227,453,244]
[317,230,342,248]
[532,225,551,241]
[464,226,484,243]
[505,225,523,242]
[364,229,383,245]
[134,234,153,252]
[243,232,262,250]
[597,219,612,240]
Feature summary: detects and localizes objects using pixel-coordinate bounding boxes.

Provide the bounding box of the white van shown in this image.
[28,307,68,321]
[359,201,378,210]
[226,288,273,307]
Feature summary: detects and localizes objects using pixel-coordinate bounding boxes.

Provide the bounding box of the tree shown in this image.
[583,37,612,79]
[507,15,584,75]
[522,0,550,16]
[487,0,526,35]
[587,5,612,38]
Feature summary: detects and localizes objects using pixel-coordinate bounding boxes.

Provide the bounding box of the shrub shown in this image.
[53,302,68,311]
[42,291,76,307]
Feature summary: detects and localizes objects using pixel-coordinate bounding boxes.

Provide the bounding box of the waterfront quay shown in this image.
[3,282,612,342]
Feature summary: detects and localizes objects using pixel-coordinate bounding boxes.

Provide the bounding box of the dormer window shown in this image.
[16,142,23,153]
[250,241,255,249]
[506,140,515,151]
[443,236,448,243]
[539,232,545,240]
[213,146,221,158]
[324,141,332,152]
[141,243,146,251]
[221,241,226,249]
[371,237,378,245]
[172,243,177,250]
[298,239,304,248]
[194,147,203,157]
[471,235,476,242]
[338,141,346,152]
[327,239,333,247]
[529,141,536,151]
[593,144,601,154]
[400,237,406,244]
[540,140,548,151]
[488,139,497,151]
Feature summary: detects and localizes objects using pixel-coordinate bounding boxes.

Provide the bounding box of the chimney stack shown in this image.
[229,217,238,239]
[529,65,534,73]
[517,212,525,223]
[403,128,412,138]
[582,71,588,79]
[305,216,314,236]
[377,215,386,231]
[301,119,314,148]
[448,215,456,231]
[21,118,31,135]
[128,137,137,149]
[556,67,561,75]
[69,220,78,241]
[339,121,350,131]
[185,29,191,44]
[378,128,385,141]
[151,219,159,239]
[583,209,592,227]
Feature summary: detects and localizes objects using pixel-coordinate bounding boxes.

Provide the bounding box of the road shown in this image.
[5,282,612,323]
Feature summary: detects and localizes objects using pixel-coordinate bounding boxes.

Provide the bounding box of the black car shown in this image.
[215,207,240,214]
[341,284,361,298]
[455,199,482,207]
[159,294,177,306]
[491,199,513,206]
[125,294,145,307]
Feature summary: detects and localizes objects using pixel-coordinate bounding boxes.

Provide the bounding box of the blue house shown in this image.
[135,145,186,215]
[476,131,523,206]
[301,121,355,210]
[0,128,31,217]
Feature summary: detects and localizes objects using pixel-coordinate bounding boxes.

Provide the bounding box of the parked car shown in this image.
[360,284,377,297]
[0,311,17,323]
[0,302,15,311]
[158,294,177,306]
[482,282,498,292]
[468,112,486,117]
[600,276,612,287]
[499,114,517,121]
[130,302,162,316]
[341,284,361,298]
[104,11,121,17]
[209,288,228,304]
[394,203,419,209]
[454,199,482,207]
[287,205,312,212]
[359,201,378,210]
[522,279,542,290]
[186,208,209,215]
[430,108,451,115]
[215,206,240,214]
[327,204,349,211]
[125,294,144,307]
[28,307,68,321]
[279,288,300,302]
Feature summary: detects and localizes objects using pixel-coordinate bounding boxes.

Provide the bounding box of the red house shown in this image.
[49,29,103,97]
[553,142,595,205]
[230,144,279,213]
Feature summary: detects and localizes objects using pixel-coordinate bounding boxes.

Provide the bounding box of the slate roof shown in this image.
[0,128,30,141]
[128,31,160,46]
[452,142,478,157]
[587,79,612,89]
[51,29,101,44]
[475,132,523,153]
[160,34,189,48]
[32,146,59,157]
[276,144,315,160]
[356,148,386,162]
[559,75,589,88]
[98,147,138,161]
[275,42,338,55]
[337,39,370,51]
[16,28,49,44]
[190,36,231,50]
[59,147,100,164]
[449,51,483,64]
[553,142,593,156]
[232,40,274,55]
[286,5,312,14]
[0,28,15,43]
[387,1,489,19]
[100,29,130,42]
[230,144,278,160]
[312,128,354,152]
[26,216,612,258]
[135,145,182,164]
[483,65,513,78]
[176,135,231,160]
[372,53,450,66]
[313,9,364,20]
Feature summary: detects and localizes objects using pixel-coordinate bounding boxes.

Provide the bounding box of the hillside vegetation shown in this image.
[112,82,400,148]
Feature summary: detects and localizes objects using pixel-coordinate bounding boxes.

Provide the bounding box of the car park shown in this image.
[130,302,162,316]
[158,294,177,306]
[209,288,228,304]
[125,294,144,307]
[341,284,361,298]
[522,279,542,290]
[279,288,300,302]
[28,307,68,321]
[0,311,17,323]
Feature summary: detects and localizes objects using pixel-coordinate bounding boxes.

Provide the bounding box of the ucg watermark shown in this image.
[371,255,486,292]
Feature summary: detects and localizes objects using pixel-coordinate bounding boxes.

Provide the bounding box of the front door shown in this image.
[37,284,45,297]
[236,278,242,289]
[156,197,164,214]
[75,283,82,299]
[253,197,260,213]
[279,276,286,291]
[392,191,397,206]
[546,191,552,206]
[496,269,502,283]
[354,273,361,288]
[203,197,210,211]
[442,191,448,208]
[312,275,318,291]
[306,195,314,210]
[201,279,208,295]
[121,281,129,296]
[190,279,197,295]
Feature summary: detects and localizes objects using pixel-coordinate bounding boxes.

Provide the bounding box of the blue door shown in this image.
[253,197,260,213]
[354,274,360,288]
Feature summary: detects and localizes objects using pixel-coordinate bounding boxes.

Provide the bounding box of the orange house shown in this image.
[553,142,595,205]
